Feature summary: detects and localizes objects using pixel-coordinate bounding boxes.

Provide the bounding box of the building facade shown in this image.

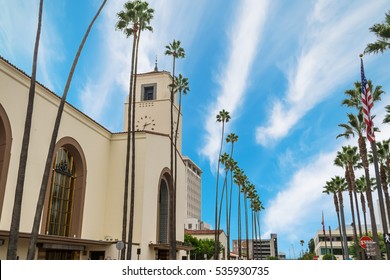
[312,225,388,260]
[232,233,278,260]
[0,56,193,260]
[183,157,201,221]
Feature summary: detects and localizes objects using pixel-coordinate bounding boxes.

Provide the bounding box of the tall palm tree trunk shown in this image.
[214,122,225,260]
[121,23,138,261]
[348,165,363,237]
[360,193,368,235]
[383,186,390,230]
[256,211,262,259]
[346,169,361,259]
[251,209,255,260]
[7,0,44,260]
[217,176,227,241]
[26,0,106,260]
[127,26,141,260]
[237,186,242,259]
[253,210,258,259]
[358,136,380,258]
[338,189,349,260]
[333,193,345,259]
[226,143,235,260]
[174,87,182,226]
[225,177,230,260]
[370,141,390,259]
[244,195,249,259]
[385,159,390,230]
[380,164,390,230]
[227,171,233,260]
[169,56,176,260]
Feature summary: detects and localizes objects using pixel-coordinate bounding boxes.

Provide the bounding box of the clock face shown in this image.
[136,115,156,131]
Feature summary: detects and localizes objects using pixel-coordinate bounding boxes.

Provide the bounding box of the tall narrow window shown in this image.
[46,148,76,236]
[159,178,169,243]
[0,104,11,218]
[141,83,157,101]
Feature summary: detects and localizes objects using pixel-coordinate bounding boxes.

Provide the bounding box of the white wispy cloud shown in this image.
[200,0,270,167]
[256,0,388,147]
[262,91,390,250]
[261,149,343,245]
[0,0,64,91]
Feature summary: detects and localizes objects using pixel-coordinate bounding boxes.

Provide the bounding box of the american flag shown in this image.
[360,58,375,143]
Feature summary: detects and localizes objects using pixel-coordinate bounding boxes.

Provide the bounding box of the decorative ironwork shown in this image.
[55,161,73,177]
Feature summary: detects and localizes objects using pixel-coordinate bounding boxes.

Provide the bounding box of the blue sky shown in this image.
[1,0,390,258]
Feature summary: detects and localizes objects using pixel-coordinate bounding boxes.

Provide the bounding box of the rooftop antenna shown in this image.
[154,56,158,71]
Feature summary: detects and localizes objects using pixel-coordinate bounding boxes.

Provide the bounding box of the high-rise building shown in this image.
[232,233,278,260]
[183,157,202,220]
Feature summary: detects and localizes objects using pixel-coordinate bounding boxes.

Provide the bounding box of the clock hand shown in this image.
[143,122,151,129]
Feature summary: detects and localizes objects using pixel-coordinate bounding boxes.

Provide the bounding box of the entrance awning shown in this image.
[0,230,114,249]
[149,242,193,251]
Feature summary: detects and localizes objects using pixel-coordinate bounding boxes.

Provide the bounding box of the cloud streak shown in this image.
[0,0,64,91]
[200,0,270,166]
[78,0,208,131]
[256,0,387,147]
[261,89,390,250]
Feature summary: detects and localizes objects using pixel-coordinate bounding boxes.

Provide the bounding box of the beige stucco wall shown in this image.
[0,58,188,260]
[124,71,183,151]
[0,58,112,237]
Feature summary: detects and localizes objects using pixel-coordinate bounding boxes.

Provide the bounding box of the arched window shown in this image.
[0,104,12,218]
[46,148,76,236]
[42,137,86,238]
[158,177,169,243]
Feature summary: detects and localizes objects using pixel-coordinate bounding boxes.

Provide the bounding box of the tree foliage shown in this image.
[185,234,223,260]
[348,233,386,260]
[322,253,337,260]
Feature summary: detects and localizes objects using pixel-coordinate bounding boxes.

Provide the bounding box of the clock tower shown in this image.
[124,69,182,150]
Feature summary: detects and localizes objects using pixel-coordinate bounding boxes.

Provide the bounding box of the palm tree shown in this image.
[25,0,107,260]
[250,194,264,259]
[323,177,348,259]
[165,39,185,260]
[338,79,384,258]
[383,105,390,124]
[217,152,230,237]
[233,167,246,259]
[7,0,44,260]
[172,75,189,256]
[116,0,154,260]
[213,109,230,259]
[226,133,238,259]
[334,146,361,259]
[172,74,189,155]
[247,187,259,259]
[371,140,390,228]
[344,146,363,236]
[365,10,390,54]
[355,175,371,235]
[222,155,238,259]
[249,193,257,259]
[242,182,255,259]
[300,240,304,258]
[334,176,349,259]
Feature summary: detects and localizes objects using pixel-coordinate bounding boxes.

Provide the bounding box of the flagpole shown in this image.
[360,54,390,260]
[328,226,334,259]
[322,212,328,254]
